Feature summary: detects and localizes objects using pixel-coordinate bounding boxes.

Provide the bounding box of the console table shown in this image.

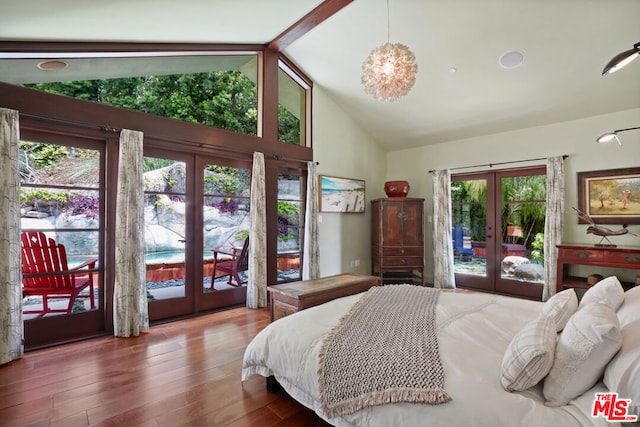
[556,244,640,293]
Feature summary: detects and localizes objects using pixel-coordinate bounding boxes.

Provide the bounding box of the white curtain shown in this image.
[0,108,24,364]
[113,129,149,337]
[247,152,267,309]
[302,161,320,280]
[432,170,456,289]
[542,156,565,301]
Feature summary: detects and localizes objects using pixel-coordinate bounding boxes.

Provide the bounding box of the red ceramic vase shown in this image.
[384,180,410,197]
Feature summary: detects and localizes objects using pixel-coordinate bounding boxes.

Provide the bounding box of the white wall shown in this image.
[386,108,640,283]
[312,87,387,277]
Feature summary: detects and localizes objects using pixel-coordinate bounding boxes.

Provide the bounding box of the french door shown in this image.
[144,148,252,321]
[20,128,106,349]
[451,166,546,299]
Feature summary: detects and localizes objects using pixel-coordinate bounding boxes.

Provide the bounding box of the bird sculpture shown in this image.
[572,207,638,247]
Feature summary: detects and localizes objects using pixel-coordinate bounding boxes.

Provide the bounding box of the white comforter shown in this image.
[242,290,616,427]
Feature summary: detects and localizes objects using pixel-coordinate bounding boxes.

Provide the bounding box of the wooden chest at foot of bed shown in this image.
[268,273,381,321]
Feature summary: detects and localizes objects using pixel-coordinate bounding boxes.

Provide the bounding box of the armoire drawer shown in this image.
[381,256,423,268]
[382,247,423,257]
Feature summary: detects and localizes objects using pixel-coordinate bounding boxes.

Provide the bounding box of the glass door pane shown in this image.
[143,153,195,320]
[202,163,250,290]
[277,174,304,282]
[199,160,250,311]
[451,177,493,290]
[495,171,546,298]
[20,141,102,319]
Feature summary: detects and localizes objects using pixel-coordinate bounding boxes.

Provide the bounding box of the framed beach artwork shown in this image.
[319,175,366,213]
[577,167,640,224]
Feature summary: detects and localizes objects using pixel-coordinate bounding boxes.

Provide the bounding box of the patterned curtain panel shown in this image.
[247,152,267,309]
[0,108,24,364]
[432,170,455,289]
[542,156,565,301]
[113,129,149,337]
[302,161,320,280]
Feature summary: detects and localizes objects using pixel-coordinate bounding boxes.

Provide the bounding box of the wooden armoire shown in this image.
[371,198,425,285]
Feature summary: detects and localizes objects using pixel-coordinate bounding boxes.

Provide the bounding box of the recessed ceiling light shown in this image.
[499,50,524,69]
[37,60,68,71]
[448,67,457,74]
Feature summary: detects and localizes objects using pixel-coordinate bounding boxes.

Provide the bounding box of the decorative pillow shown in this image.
[604,320,640,417]
[543,302,622,407]
[541,288,578,332]
[500,315,557,392]
[579,276,625,311]
[616,285,640,328]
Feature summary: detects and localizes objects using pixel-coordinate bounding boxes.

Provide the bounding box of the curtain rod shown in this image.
[19,111,317,164]
[428,154,568,174]
[272,154,319,165]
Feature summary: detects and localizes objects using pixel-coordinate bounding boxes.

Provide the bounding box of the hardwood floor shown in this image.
[0,307,330,427]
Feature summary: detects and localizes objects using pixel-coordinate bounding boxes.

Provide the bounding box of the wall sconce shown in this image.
[596,126,640,146]
[602,41,640,76]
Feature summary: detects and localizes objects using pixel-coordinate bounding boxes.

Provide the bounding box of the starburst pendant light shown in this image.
[361,0,417,101]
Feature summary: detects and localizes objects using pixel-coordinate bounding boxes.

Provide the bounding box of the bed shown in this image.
[242,278,640,427]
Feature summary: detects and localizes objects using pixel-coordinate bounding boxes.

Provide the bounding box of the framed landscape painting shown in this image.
[577,167,640,224]
[319,175,366,213]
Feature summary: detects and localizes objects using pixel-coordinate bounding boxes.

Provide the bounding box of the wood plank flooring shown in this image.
[0,306,330,427]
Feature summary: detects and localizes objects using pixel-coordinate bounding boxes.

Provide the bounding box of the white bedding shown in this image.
[242,290,618,427]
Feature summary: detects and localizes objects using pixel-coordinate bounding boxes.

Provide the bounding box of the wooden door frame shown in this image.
[19,122,108,350]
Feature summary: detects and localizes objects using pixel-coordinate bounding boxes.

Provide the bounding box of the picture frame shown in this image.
[318,175,366,213]
[577,167,640,224]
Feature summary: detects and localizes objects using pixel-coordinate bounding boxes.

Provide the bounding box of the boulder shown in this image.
[501,255,530,275]
[54,214,100,256]
[513,263,545,281]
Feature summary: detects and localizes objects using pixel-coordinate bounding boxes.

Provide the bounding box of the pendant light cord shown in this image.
[386,0,390,43]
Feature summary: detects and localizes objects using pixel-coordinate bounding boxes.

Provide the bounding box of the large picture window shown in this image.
[23,54,259,135]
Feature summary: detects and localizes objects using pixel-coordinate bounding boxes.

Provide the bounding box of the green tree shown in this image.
[27,80,102,101]
[500,175,546,246]
[25,70,258,134]
[278,105,301,145]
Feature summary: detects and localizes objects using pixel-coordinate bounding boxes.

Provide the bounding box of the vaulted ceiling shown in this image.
[1,0,639,150]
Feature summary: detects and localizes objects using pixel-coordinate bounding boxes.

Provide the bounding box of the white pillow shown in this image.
[501,315,557,392]
[617,285,640,328]
[541,288,578,331]
[543,302,622,407]
[604,320,640,417]
[579,276,625,311]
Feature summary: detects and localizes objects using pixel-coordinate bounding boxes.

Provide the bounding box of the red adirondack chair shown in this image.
[21,231,96,318]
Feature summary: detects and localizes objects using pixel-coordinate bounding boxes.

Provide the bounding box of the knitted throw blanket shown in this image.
[318,285,452,418]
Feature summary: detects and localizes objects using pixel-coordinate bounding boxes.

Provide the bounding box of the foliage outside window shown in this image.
[26,70,258,135]
[451,179,487,242]
[20,141,100,223]
[500,175,546,248]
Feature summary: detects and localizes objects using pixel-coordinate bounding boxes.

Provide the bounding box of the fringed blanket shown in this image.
[318,284,451,418]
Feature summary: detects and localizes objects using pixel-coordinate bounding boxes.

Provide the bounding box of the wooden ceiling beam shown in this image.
[268,0,354,51]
